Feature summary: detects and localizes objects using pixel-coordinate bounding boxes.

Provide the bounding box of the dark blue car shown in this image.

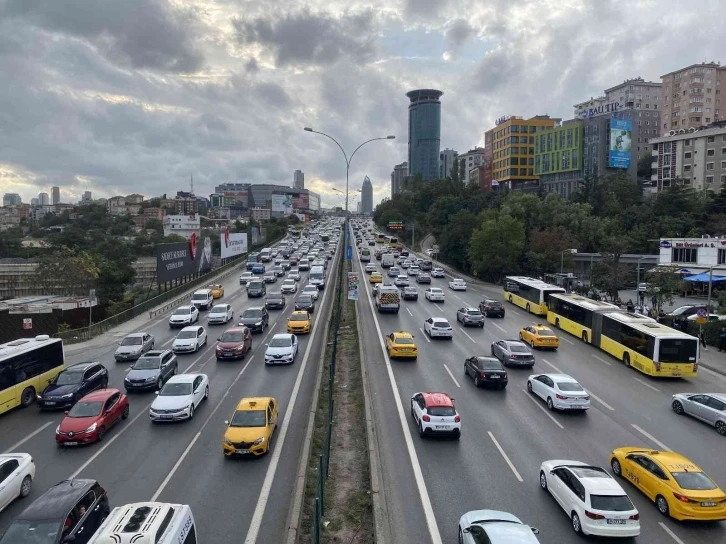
[37,362,108,409]
[252,263,265,274]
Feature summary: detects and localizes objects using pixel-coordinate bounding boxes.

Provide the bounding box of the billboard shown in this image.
[271,193,293,215]
[609,118,632,169]
[220,228,248,258]
[292,193,309,210]
[156,234,213,283]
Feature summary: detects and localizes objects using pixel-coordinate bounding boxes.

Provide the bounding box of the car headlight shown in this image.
[55,425,60,434]
[146,376,156,382]
[255,322,262,327]
[62,393,74,398]
[184,405,192,411]
[84,423,97,434]
[253,437,266,445]
[224,438,233,446]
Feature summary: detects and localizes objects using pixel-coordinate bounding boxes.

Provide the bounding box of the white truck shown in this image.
[375,285,400,313]
[381,253,395,268]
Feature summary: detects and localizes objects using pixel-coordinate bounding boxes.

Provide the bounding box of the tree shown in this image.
[525,226,576,277]
[35,248,99,296]
[644,266,686,312]
[637,154,653,179]
[436,210,477,271]
[591,254,631,302]
[145,218,163,234]
[469,213,525,281]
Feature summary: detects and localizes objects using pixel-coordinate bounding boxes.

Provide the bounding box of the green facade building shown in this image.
[534,120,584,197]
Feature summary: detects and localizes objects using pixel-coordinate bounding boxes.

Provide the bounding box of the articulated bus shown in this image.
[384,235,398,247]
[547,293,698,378]
[375,233,385,243]
[0,335,66,414]
[503,276,565,316]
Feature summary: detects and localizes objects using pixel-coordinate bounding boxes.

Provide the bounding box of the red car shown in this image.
[55,388,129,446]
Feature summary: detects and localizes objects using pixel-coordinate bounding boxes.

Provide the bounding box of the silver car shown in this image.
[456,307,484,328]
[672,393,726,435]
[491,340,535,368]
[114,332,154,361]
[459,509,540,543]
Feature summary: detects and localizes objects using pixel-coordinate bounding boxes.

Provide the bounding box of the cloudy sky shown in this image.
[1,0,724,208]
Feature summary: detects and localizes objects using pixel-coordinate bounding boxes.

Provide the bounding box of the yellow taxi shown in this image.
[208,283,224,298]
[223,397,278,456]
[610,448,726,521]
[370,272,383,284]
[519,323,559,350]
[385,331,418,360]
[287,311,312,334]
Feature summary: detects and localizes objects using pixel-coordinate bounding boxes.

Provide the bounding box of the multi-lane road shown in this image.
[354,238,726,544]
[0,238,340,543]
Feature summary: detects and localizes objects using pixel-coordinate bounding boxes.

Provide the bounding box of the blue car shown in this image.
[252,263,265,274]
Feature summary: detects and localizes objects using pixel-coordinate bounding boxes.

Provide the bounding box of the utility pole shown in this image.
[412,221,415,251]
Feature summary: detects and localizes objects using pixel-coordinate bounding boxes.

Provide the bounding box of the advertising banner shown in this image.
[220,227,248,258]
[292,193,310,210]
[609,118,632,169]
[347,272,359,301]
[271,193,294,215]
[251,228,259,246]
[156,234,212,283]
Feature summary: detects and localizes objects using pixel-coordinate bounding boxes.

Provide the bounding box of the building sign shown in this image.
[660,240,672,248]
[388,220,404,230]
[579,102,622,119]
[608,117,632,169]
[23,318,32,330]
[495,115,512,126]
[156,236,212,283]
[674,241,722,248]
[220,228,248,258]
[347,272,359,301]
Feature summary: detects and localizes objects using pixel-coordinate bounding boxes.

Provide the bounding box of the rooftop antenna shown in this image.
[190,174,194,195]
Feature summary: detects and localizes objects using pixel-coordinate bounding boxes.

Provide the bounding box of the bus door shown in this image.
[590,313,604,347]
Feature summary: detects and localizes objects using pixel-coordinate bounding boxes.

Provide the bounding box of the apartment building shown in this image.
[661,62,725,134]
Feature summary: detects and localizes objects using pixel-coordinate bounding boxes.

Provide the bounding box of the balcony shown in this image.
[652,148,659,157]
[651,162,658,169]
[651,174,658,181]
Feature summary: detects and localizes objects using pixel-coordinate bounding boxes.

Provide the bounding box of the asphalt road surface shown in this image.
[0,242,340,543]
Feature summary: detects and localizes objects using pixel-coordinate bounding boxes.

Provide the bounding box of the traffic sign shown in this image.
[388,220,404,230]
[346,245,352,260]
[696,307,708,325]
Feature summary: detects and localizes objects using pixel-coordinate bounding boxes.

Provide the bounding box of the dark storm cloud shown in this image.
[445,19,473,49]
[232,8,377,67]
[1,0,204,73]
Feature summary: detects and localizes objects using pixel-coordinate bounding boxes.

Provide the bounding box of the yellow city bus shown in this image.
[547,294,698,378]
[503,276,565,316]
[384,235,398,247]
[376,233,385,243]
[0,335,66,414]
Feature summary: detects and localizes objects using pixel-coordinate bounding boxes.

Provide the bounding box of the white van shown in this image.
[375,285,400,313]
[260,247,272,262]
[381,253,395,268]
[191,289,213,311]
[308,265,326,289]
[88,502,196,544]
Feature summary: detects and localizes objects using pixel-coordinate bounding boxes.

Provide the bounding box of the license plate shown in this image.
[236,449,250,454]
[160,415,172,419]
[607,519,626,525]
[490,376,500,379]
[223,353,234,357]
[45,401,56,405]
[672,373,682,377]
[434,425,450,430]
[64,442,78,446]
[701,501,717,507]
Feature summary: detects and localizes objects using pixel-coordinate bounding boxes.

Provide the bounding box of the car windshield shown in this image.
[290,314,308,321]
[230,409,266,427]
[54,370,84,385]
[177,330,197,339]
[133,357,161,370]
[298,296,313,303]
[557,382,584,392]
[479,359,503,370]
[430,289,442,294]
[268,296,283,302]
[120,337,142,346]
[244,310,263,318]
[428,407,455,417]
[538,330,555,336]
[270,337,292,348]
[173,308,190,316]
[211,306,227,313]
[0,519,62,544]
[488,301,502,307]
[509,344,529,353]
[192,294,207,300]
[68,401,103,417]
[671,472,717,490]
[160,383,193,396]
[467,311,482,316]
[303,286,317,292]
[220,332,245,342]
[590,495,635,511]
[249,282,263,288]
[395,338,414,344]
[283,280,294,285]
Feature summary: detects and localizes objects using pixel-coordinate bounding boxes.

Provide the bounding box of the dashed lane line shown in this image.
[443,364,461,388]
[522,389,564,430]
[633,377,661,393]
[631,424,670,451]
[488,431,524,483]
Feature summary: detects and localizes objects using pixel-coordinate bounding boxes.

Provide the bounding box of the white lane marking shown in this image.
[356,246,443,544]
[522,389,564,429]
[699,366,726,381]
[560,336,575,345]
[658,522,686,544]
[541,359,563,373]
[406,307,413,317]
[2,422,53,454]
[488,431,524,482]
[592,354,612,366]
[588,391,615,411]
[634,377,661,393]
[491,322,507,334]
[435,303,445,313]
[182,347,214,373]
[631,424,670,451]
[244,250,337,544]
[459,328,477,344]
[453,294,465,303]
[443,364,461,388]
[419,328,431,343]
[163,336,175,347]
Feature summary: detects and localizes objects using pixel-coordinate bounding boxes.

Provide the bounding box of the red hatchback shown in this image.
[55,388,129,446]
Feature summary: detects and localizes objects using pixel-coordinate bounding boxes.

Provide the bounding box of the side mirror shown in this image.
[155,391,160,395]
[462,527,471,534]
[64,410,70,415]
[218,338,222,341]
[531,528,540,535]
[224,420,229,425]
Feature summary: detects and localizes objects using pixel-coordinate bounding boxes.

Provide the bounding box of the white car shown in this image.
[527,373,591,411]
[207,304,234,325]
[364,263,377,274]
[281,279,298,294]
[172,325,208,354]
[288,268,301,281]
[301,284,319,300]
[239,272,254,285]
[431,268,445,278]
[539,460,640,537]
[424,317,453,338]
[424,287,445,302]
[149,373,209,421]
[449,278,467,291]
[459,510,540,543]
[0,453,35,513]
[168,305,199,328]
[264,333,299,365]
[410,392,461,439]
[394,275,409,287]
[408,265,421,276]
[401,260,411,269]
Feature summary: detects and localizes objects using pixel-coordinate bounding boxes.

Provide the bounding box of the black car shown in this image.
[464,356,508,389]
[37,362,108,409]
[266,293,286,310]
[480,299,505,317]
[247,280,267,298]
[239,307,269,333]
[0,479,110,544]
[295,294,316,313]
[368,240,375,246]
[123,350,178,392]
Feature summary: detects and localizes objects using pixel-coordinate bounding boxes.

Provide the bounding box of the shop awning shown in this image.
[683,272,726,283]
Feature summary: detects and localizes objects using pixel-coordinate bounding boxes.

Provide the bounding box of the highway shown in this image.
[354,238,726,544]
[0,237,340,543]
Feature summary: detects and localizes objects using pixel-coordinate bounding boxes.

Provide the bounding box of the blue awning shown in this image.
[683,272,726,283]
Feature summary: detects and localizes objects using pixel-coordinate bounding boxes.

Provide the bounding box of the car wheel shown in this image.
[623,353,631,368]
[418,421,425,438]
[122,404,130,420]
[611,458,622,476]
[189,404,195,419]
[97,426,106,442]
[20,387,35,408]
[101,378,108,389]
[656,495,670,517]
[458,527,464,544]
[204,385,209,399]
[518,332,523,340]
[410,401,416,418]
[173,365,178,375]
[539,470,547,490]
[571,512,583,535]
[527,381,533,393]
[474,376,481,387]
[531,340,536,349]
[157,378,163,390]
[20,475,32,498]
[716,421,726,436]
[547,397,555,411]
[672,400,684,414]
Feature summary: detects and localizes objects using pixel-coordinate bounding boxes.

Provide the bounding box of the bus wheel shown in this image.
[20,387,35,407]
[526,304,531,313]
[581,331,588,343]
[623,353,631,367]
[555,318,560,328]
[509,295,513,303]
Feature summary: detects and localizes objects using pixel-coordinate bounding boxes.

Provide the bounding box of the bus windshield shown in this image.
[659,338,698,363]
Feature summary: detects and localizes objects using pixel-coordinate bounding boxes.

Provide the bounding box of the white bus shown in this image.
[0,335,65,415]
[503,276,565,316]
[88,502,196,544]
[260,247,272,262]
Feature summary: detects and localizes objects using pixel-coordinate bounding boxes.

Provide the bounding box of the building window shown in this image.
[520,136,528,144]
[664,142,672,152]
[719,249,726,265]
[663,154,671,166]
[707,149,715,156]
[707,162,715,170]
[663,167,671,179]
[685,151,692,159]
[721,174,726,184]
[684,165,692,172]
[708,136,715,143]
[671,248,697,263]
[706,175,714,184]
[722,161,726,169]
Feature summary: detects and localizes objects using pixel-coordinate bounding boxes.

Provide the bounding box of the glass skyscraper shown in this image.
[361,176,373,214]
[407,89,443,181]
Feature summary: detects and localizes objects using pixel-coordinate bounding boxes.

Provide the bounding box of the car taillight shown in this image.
[584,395,590,400]
[480,373,486,379]
[454,415,461,423]
[422,415,430,422]
[556,394,568,400]
[673,492,692,503]
[585,510,605,520]
[628,513,640,520]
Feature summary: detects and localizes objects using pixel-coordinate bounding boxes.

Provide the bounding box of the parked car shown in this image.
[124,350,178,392]
[114,332,154,362]
[37,362,109,409]
[491,340,535,367]
[215,326,252,360]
